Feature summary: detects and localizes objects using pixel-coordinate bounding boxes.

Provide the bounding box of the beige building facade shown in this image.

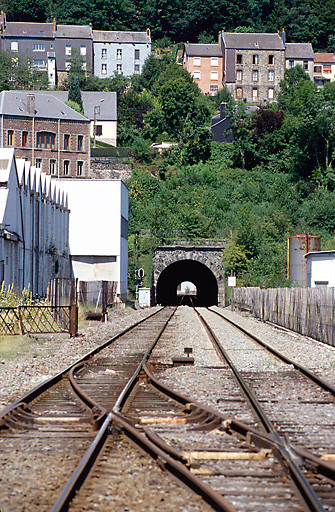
[183,44,223,95]
[314,53,335,86]
[285,43,314,79]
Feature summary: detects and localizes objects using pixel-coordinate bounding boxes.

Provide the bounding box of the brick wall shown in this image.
[2,116,90,177]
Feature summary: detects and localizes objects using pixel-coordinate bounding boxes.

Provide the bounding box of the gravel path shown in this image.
[0,306,160,409]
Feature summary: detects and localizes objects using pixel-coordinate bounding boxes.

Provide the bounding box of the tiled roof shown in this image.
[285,43,314,59]
[55,24,92,39]
[93,30,151,43]
[184,43,222,56]
[2,22,53,38]
[314,53,335,63]
[222,32,285,50]
[0,91,89,121]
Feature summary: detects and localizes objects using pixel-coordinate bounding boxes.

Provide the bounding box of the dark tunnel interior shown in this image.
[156,260,218,306]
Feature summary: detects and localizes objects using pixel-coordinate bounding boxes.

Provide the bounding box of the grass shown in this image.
[0,334,51,359]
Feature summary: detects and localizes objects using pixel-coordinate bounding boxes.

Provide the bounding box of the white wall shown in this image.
[306,253,335,287]
[57,179,128,301]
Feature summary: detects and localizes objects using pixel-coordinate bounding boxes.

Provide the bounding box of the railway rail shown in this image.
[1,305,335,511]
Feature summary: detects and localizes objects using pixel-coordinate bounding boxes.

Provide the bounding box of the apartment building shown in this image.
[0,91,90,177]
[183,43,223,95]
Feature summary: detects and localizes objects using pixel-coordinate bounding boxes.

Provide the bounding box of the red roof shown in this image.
[314,53,335,63]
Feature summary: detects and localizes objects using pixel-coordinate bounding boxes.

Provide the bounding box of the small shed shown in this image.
[305,251,335,287]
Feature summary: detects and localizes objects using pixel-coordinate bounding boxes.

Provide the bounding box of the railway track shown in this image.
[1,305,335,511]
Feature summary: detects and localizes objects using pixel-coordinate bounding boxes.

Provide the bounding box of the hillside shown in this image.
[1,0,334,49]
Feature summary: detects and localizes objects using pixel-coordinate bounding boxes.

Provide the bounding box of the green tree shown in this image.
[68,75,83,111]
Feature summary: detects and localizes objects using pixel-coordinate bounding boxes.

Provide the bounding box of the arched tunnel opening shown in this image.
[156,259,218,306]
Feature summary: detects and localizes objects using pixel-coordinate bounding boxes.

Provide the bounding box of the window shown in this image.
[210,85,218,94]
[134,64,140,74]
[7,130,14,147]
[268,88,274,100]
[211,57,218,66]
[101,48,107,59]
[193,70,200,80]
[314,65,322,74]
[253,54,258,65]
[63,160,69,175]
[77,161,83,176]
[315,281,329,286]
[135,49,140,60]
[193,57,201,66]
[78,135,83,151]
[65,45,71,55]
[236,87,243,98]
[95,125,102,136]
[236,54,242,64]
[35,158,42,169]
[117,48,122,59]
[268,70,274,81]
[324,65,332,73]
[236,69,242,81]
[211,70,218,80]
[80,46,87,55]
[268,55,274,64]
[289,60,294,69]
[82,62,86,70]
[37,132,55,149]
[252,87,258,100]
[252,70,258,81]
[117,63,122,74]
[33,43,45,51]
[64,134,70,150]
[49,159,56,175]
[33,60,45,68]
[101,63,107,75]
[65,61,71,70]
[50,44,54,50]
[22,131,28,147]
[303,61,308,70]
[11,41,18,52]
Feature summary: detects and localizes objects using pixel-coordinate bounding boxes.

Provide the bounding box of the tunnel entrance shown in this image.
[156,260,218,306]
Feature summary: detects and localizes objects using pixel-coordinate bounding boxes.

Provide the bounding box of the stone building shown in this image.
[0,91,90,177]
[0,148,71,295]
[221,31,286,104]
[93,29,151,78]
[182,43,223,95]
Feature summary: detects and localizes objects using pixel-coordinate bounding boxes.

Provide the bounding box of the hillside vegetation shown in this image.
[120,61,335,294]
[1,0,334,49]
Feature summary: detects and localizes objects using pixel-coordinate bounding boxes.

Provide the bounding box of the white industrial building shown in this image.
[0,149,70,294]
[305,251,335,287]
[57,179,128,302]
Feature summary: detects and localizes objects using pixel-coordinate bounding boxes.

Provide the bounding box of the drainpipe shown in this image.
[1,113,3,147]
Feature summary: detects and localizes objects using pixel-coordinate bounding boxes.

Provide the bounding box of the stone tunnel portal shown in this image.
[156,259,218,306]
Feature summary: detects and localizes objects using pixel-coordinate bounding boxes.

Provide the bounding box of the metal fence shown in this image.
[78,281,117,314]
[231,287,335,347]
[0,304,78,337]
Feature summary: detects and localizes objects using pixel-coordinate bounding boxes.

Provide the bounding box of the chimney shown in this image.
[281,28,286,44]
[146,28,150,38]
[53,17,57,32]
[27,94,35,116]
[1,11,6,33]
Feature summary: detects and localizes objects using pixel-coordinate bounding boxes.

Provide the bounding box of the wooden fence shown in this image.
[78,281,117,314]
[48,278,77,307]
[231,287,335,346]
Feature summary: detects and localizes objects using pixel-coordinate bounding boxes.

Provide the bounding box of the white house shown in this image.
[305,251,335,287]
[57,179,128,301]
[0,148,70,294]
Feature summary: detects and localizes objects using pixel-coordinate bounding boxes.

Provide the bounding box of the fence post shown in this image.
[69,305,78,337]
[17,305,25,335]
